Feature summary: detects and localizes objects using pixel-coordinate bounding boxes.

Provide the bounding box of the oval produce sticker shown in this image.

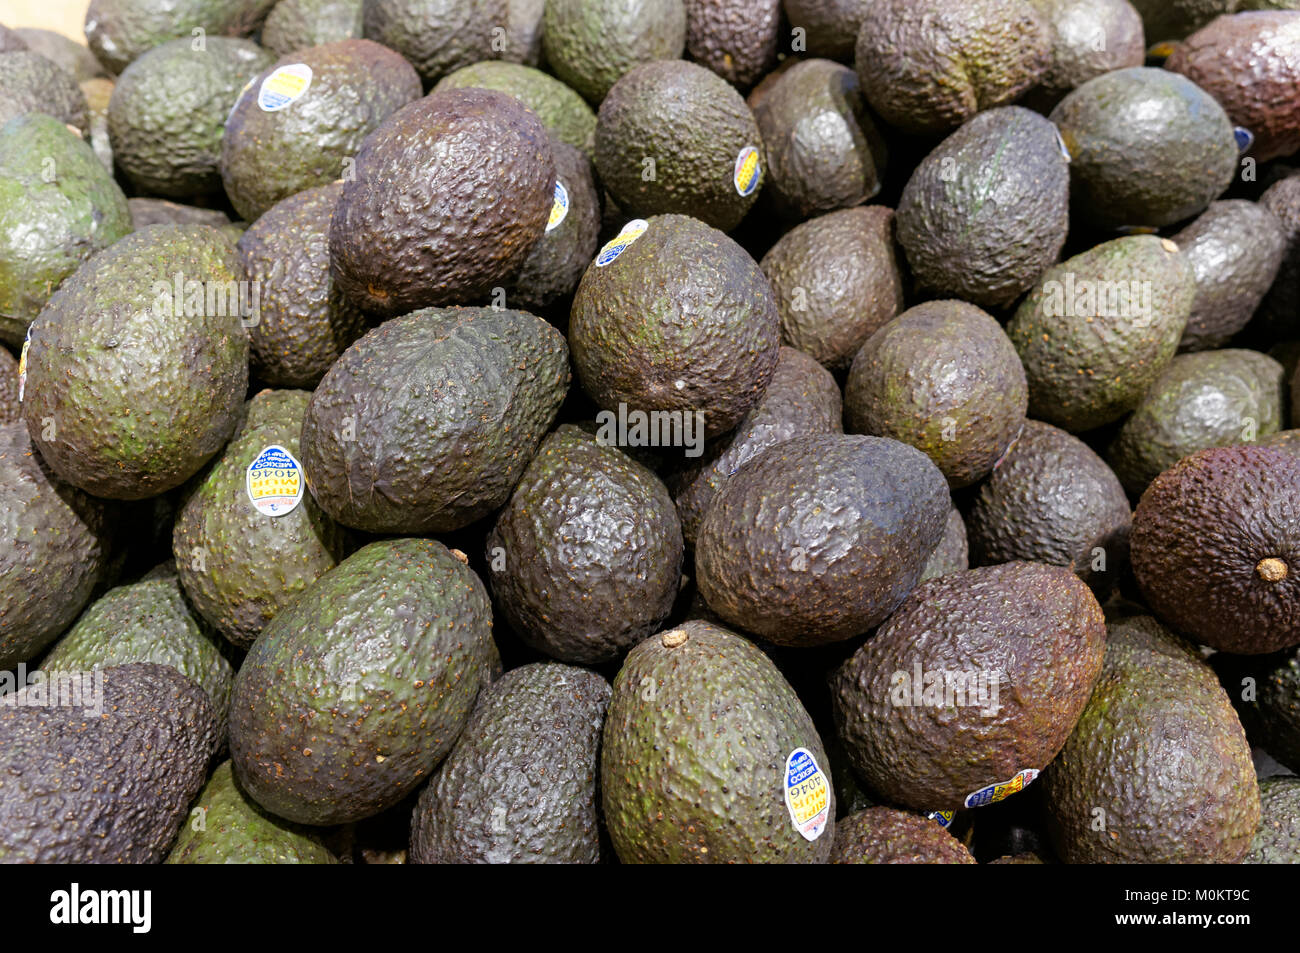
[594,219,648,267]
[733,145,761,197]
[16,326,30,403]
[546,181,570,233]
[246,445,305,517]
[963,768,1040,809]
[783,747,830,841]
[258,64,313,112]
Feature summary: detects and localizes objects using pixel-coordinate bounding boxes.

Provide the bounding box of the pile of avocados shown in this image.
[3,0,1300,867]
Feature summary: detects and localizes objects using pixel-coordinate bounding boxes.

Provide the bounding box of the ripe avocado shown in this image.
[0,663,218,863]
[759,206,905,371]
[602,621,836,863]
[1024,0,1145,110]
[21,224,249,500]
[409,663,611,863]
[486,425,683,664]
[831,562,1106,812]
[832,808,977,864]
[1007,235,1195,432]
[685,0,781,87]
[594,60,764,232]
[329,88,554,315]
[695,434,950,646]
[263,0,363,56]
[0,50,90,133]
[1042,615,1259,863]
[921,506,970,581]
[229,538,498,825]
[782,0,869,61]
[1252,647,1300,773]
[361,0,505,85]
[12,28,107,82]
[1244,777,1300,863]
[84,0,276,74]
[542,0,686,104]
[128,197,232,228]
[1255,173,1300,340]
[220,39,422,221]
[1127,0,1233,42]
[896,107,1070,310]
[301,307,569,534]
[844,301,1028,488]
[1132,444,1300,654]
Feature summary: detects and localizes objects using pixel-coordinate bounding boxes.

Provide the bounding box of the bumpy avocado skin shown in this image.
[1129,0,1234,42]
[968,420,1130,592]
[921,506,970,581]
[220,39,422,221]
[1244,777,1300,863]
[12,29,106,82]
[362,0,506,84]
[127,197,230,228]
[1043,615,1260,863]
[897,107,1070,309]
[0,348,17,424]
[696,434,950,646]
[237,184,366,388]
[21,224,249,500]
[0,51,89,132]
[1025,0,1146,109]
[844,300,1028,489]
[667,346,843,546]
[594,60,764,232]
[301,307,569,534]
[434,61,598,154]
[1255,648,1300,773]
[832,562,1106,812]
[1107,349,1286,494]
[1007,235,1195,432]
[108,37,274,198]
[760,206,905,371]
[0,664,218,863]
[330,88,554,315]
[487,426,683,664]
[1256,173,1300,339]
[410,663,611,864]
[685,0,781,87]
[1132,444,1300,654]
[229,538,498,825]
[263,0,363,55]
[0,114,131,345]
[0,422,113,670]
[84,0,277,74]
[542,0,686,104]
[602,621,836,863]
[782,0,868,60]
[569,214,780,439]
[832,808,977,864]
[855,0,1051,135]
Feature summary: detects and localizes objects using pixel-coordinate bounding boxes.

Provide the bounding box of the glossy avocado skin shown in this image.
[362,0,505,85]
[330,88,554,315]
[263,0,363,56]
[1043,616,1260,863]
[1244,777,1300,863]
[542,0,686,104]
[897,107,1070,310]
[409,663,611,864]
[831,808,977,864]
[602,621,836,863]
[229,538,498,826]
[0,664,218,863]
[84,0,276,74]
[1255,173,1300,339]
[921,507,970,581]
[685,0,781,87]
[0,51,90,133]
[301,307,569,534]
[832,562,1106,812]
[434,61,597,155]
[487,425,683,665]
[695,433,950,646]
[1024,0,1146,110]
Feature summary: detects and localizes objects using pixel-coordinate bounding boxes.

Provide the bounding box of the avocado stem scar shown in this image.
[1257,557,1288,583]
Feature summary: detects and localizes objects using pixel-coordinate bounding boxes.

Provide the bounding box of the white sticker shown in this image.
[594,219,648,267]
[257,64,313,112]
[963,768,1039,809]
[546,181,569,233]
[783,747,830,842]
[16,326,30,403]
[733,145,760,197]
[246,445,305,516]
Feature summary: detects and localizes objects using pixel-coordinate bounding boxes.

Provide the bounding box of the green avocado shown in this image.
[0,50,89,132]
[1023,0,1146,110]
[84,0,276,74]
[13,28,107,82]
[542,0,686,104]
[263,0,363,56]
[782,0,869,61]
[685,0,781,87]
[362,0,505,85]
[1244,777,1300,863]
[832,809,977,864]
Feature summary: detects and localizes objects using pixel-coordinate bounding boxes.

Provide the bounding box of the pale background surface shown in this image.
[5,0,94,41]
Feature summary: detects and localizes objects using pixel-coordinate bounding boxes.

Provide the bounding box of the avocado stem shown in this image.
[1257,558,1288,583]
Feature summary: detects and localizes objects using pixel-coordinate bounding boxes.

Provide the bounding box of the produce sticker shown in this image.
[258,64,313,112]
[595,219,649,267]
[246,445,304,517]
[784,747,830,841]
[963,768,1040,809]
[546,181,570,232]
[733,145,761,197]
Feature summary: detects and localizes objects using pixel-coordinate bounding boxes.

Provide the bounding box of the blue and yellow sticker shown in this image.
[258,64,313,112]
[16,326,30,403]
[733,145,760,197]
[928,810,955,829]
[246,445,304,517]
[784,747,830,841]
[963,768,1040,809]
[546,181,570,233]
[595,219,648,268]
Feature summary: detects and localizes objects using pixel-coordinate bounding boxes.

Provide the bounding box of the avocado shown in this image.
[967,420,1131,591]
[128,196,232,228]
[263,0,363,56]
[1132,444,1300,654]
[0,114,131,346]
[1243,777,1300,863]
[685,0,781,88]
[696,433,950,646]
[433,60,597,154]
[832,562,1105,812]
[0,50,89,134]
[1262,428,1300,455]
[1043,615,1259,862]
[594,60,764,232]
[84,0,276,74]
[782,0,868,61]
[329,88,554,315]
[667,346,842,546]
[301,307,569,534]
[1172,201,1287,351]
[1255,173,1300,340]
[759,206,905,371]
[832,808,978,864]
[21,224,249,500]
[80,76,115,172]
[896,107,1070,310]
[0,24,26,53]
[1007,235,1195,432]
[220,39,422,221]
[486,425,683,664]
[0,663,218,863]
[542,0,686,104]
[569,214,780,439]
[1051,67,1238,229]
[229,537,498,825]
[1253,647,1300,772]
[1024,0,1146,110]
[602,621,836,862]
[13,28,107,81]
[855,0,1051,136]
[844,300,1028,489]
[1107,349,1286,494]
[409,663,611,863]
[1128,0,1233,43]
[0,347,16,424]
[921,506,970,581]
[361,0,505,85]
[0,422,113,670]
[236,183,366,388]
[501,0,546,66]
[749,58,887,222]
[167,760,338,863]
[108,37,272,199]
